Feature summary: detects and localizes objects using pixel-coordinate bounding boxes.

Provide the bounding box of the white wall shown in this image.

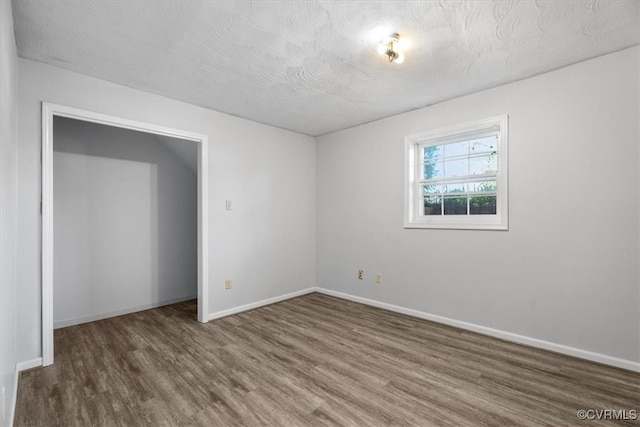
[53,117,198,327]
[316,47,640,364]
[17,59,316,362]
[0,0,19,424]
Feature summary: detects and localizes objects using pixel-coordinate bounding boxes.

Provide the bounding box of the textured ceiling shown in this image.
[12,0,640,136]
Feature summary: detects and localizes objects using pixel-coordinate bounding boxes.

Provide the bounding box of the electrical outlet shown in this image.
[358,270,364,280]
[225,279,233,289]
[376,273,383,284]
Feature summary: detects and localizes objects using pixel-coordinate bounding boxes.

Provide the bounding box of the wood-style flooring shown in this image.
[15,293,640,426]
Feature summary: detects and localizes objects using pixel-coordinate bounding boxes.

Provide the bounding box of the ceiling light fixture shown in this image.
[377,33,405,64]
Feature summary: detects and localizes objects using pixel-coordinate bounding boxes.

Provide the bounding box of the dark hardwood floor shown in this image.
[15,293,639,426]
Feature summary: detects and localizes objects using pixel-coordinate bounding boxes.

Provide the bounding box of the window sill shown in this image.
[404,218,508,230]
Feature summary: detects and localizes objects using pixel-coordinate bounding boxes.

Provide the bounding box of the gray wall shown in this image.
[316,46,639,363]
[0,1,19,424]
[53,117,197,328]
[17,59,316,362]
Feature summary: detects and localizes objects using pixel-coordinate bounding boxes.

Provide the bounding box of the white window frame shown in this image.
[404,115,508,230]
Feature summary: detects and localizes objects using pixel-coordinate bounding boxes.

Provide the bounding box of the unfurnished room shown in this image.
[0,1,639,426]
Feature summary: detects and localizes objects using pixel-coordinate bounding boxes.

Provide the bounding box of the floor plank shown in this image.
[15,293,640,426]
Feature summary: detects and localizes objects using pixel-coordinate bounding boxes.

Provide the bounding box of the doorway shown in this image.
[42,103,209,366]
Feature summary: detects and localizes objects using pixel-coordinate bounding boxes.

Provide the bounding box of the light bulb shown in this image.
[377,43,387,55]
[394,52,405,64]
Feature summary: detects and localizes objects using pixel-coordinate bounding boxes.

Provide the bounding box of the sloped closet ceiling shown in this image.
[12,0,640,136]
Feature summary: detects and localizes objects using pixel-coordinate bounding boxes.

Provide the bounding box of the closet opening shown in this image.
[42,103,209,366]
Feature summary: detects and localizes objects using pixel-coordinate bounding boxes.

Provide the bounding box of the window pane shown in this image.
[444,141,468,158]
[470,195,497,215]
[469,180,497,193]
[423,145,442,162]
[443,157,468,178]
[470,153,497,175]
[442,182,466,195]
[470,136,497,155]
[423,184,442,195]
[443,196,468,215]
[423,161,443,179]
[423,196,442,216]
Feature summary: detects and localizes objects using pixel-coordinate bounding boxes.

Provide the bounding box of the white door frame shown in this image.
[41,102,209,366]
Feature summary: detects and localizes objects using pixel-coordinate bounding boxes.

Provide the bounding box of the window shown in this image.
[404,115,508,230]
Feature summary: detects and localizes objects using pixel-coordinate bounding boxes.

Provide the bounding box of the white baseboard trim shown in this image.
[54,294,197,329]
[315,288,640,373]
[9,357,43,426]
[208,288,315,321]
[16,358,42,373]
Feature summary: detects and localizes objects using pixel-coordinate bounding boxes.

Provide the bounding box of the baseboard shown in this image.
[54,294,197,329]
[9,357,43,426]
[208,288,315,321]
[15,358,42,373]
[314,287,640,373]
